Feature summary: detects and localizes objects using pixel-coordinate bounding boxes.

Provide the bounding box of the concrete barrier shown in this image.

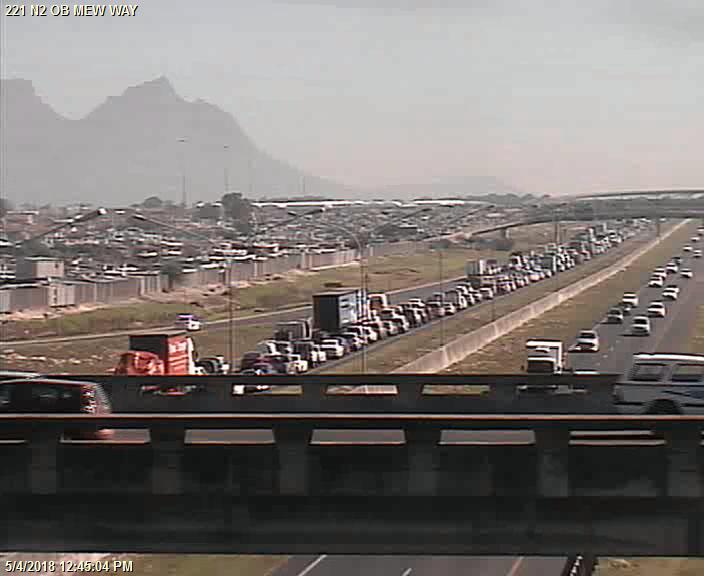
[395,221,690,373]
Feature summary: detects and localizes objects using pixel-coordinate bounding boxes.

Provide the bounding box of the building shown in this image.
[15,257,65,280]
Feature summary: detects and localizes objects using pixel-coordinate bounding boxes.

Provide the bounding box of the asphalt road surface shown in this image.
[0,275,466,348]
[569,242,704,375]
[271,554,566,576]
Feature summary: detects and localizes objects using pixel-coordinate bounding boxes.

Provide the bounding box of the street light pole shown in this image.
[223,144,230,194]
[178,137,188,208]
[131,212,237,372]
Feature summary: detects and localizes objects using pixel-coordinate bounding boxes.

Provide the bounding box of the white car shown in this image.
[648,277,664,288]
[694,249,703,258]
[683,245,693,253]
[631,316,651,336]
[681,268,694,279]
[574,330,599,352]
[621,292,639,307]
[647,301,666,318]
[287,354,309,374]
[175,314,202,331]
[666,263,679,274]
[662,288,679,301]
[320,339,345,359]
[443,302,457,315]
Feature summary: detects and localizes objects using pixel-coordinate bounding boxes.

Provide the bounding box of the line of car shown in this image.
[571,235,701,352]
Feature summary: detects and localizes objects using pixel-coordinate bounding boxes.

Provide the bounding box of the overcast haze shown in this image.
[2,0,703,196]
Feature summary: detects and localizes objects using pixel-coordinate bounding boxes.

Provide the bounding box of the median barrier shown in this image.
[394,221,690,373]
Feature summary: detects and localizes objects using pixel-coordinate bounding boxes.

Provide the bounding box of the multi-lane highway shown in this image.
[570,244,703,374]
[271,554,566,576]
[268,235,704,576]
[0,275,466,348]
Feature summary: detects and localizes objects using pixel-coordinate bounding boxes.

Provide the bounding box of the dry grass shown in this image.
[0,323,275,374]
[319,225,668,374]
[447,221,697,373]
[690,305,704,354]
[596,558,704,576]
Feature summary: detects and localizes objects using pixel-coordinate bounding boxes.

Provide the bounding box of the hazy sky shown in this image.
[2,0,703,195]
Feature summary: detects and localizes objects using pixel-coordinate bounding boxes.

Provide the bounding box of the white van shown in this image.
[615,353,704,414]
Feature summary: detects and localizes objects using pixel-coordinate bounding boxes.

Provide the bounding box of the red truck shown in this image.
[115,331,195,375]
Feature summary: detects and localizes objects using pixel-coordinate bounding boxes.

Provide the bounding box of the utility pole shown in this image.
[224,144,230,194]
[178,137,187,208]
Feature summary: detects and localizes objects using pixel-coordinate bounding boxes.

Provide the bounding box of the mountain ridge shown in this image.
[1,77,524,205]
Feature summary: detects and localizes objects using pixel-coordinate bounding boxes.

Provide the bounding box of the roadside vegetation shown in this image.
[595,558,704,576]
[690,305,704,355]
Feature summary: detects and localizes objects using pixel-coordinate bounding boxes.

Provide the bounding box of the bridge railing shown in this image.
[41,373,618,414]
[1,413,703,498]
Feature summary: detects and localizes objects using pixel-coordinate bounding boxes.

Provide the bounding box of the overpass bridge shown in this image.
[467,208,704,238]
[573,189,704,200]
[2,375,704,557]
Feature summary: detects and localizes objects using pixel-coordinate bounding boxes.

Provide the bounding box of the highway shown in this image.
[570,241,704,374]
[0,275,466,348]
[271,554,566,576]
[268,233,703,576]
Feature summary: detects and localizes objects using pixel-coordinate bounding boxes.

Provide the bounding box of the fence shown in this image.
[0,239,422,314]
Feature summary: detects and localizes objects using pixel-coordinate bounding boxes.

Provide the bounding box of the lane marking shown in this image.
[401,569,413,576]
[505,556,525,576]
[296,555,328,576]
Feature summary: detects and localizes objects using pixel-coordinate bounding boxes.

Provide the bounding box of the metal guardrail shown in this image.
[40,373,619,414]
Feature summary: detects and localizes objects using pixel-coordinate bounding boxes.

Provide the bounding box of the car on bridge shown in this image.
[0,378,113,440]
[647,301,666,318]
[680,268,694,279]
[616,353,704,414]
[631,316,651,336]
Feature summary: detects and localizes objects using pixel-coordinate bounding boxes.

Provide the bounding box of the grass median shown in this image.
[444,220,696,373]
[595,558,704,576]
[690,305,704,354]
[318,225,670,374]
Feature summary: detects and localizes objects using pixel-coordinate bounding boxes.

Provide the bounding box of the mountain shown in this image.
[0,76,358,206]
[1,77,526,206]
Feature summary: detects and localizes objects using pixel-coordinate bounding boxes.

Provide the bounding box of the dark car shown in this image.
[240,352,266,371]
[0,378,113,440]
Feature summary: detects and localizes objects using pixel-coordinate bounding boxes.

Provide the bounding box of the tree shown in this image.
[221,192,253,233]
[142,196,163,209]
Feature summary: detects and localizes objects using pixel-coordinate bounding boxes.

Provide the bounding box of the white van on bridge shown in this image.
[615,353,704,414]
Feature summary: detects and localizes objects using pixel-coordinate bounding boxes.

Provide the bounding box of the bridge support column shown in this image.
[501,228,510,240]
[405,427,441,495]
[665,428,702,498]
[151,427,186,495]
[535,428,569,497]
[29,428,61,494]
[273,426,312,495]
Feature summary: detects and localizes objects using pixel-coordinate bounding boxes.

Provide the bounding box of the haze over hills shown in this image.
[1,77,524,206]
